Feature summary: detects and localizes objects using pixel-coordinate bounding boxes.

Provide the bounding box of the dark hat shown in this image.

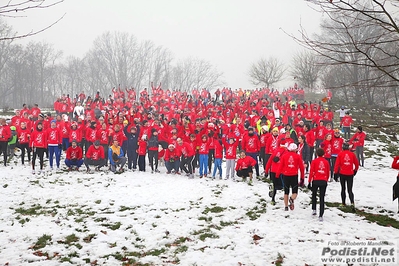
[94,140,100,146]
[151,128,157,133]
[357,126,363,132]
[39,113,44,118]
[71,139,78,144]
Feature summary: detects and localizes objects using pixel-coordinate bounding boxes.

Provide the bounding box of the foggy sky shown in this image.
[7,0,322,90]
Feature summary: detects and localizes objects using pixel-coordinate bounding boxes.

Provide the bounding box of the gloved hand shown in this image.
[264,172,268,178]
[72,158,77,162]
[299,179,305,188]
[334,173,339,182]
[307,182,312,189]
[353,170,357,176]
[58,144,62,149]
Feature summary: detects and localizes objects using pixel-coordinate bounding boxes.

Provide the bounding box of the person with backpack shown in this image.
[276,143,305,211]
[334,142,359,208]
[309,148,330,222]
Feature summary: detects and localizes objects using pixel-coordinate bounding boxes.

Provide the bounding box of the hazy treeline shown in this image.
[0,20,223,108]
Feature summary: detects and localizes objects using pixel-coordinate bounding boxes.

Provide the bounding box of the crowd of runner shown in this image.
[0,84,365,220]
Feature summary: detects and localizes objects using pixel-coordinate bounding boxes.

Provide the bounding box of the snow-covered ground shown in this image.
[0,140,398,265]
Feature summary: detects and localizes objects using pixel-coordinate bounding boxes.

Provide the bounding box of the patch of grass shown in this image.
[274,252,285,266]
[202,206,226,214]
[94,217,107,222]
[147,248,166,256]
[95,200,102,204]
[83,234,96,243]
[198,216,213,222]
[3,184,8,188]
[199,232,219,241]
[102,221,122,230]
[65,234,79,245]
[15,204,44,216]
[175,245,188,253]
[220,220,238,227]
[326,202,399,229]
[33,234,52,250]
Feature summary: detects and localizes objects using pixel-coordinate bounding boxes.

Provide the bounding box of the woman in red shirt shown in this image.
[309,148,330,222]
[334,142,359,208]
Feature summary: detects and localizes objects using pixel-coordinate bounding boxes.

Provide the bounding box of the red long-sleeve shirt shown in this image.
[334,150,359,176]
[86,145,105,160]
[276,151,305,179]
[241,134,260,153]
[309,157,330,182]
[66,146,83,160]
[265,147,286,174]
[235,156,257,171]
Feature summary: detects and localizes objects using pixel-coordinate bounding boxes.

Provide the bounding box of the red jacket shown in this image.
[96,128,109,145]
[85,127,98,143]
[0,124,11,142]
[198,138,210,155]
[309,157,330,182]
[66,146,83,160]
[334,150,359,175]
[30,130,47,148]
[265,147,286,174]
[304,129,315,148]
[349,131,366,147]
[178,142,195,157]
[276,151,305,179]
[320,140,332,159]
[137,140,147,156]
[17,127,30,144]
[392,156,399,170]
[331,136,344,156]
[315,125,327,140]
[235,156,257,171]
[222,139,239,159]
[241,134,260,153]
[214,140,223,159]
[46,127,62,146]
[164,148,182,161]
[69,128,83,143]
[341,116,353,127]
[259,133,270,148]
[86,145,105,160]
[265,135,279,154]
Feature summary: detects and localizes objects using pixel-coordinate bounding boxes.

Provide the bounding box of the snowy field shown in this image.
[0,140,399,265]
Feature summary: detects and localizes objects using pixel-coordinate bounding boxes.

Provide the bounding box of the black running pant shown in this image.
[340,174,354,205]
[311,180,328,217]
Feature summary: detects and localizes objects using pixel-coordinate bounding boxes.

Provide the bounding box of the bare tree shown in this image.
[170,57,223,92]
[290,50,321,92]
[249,57,285,88]
[0,0,65,41]
[292,0,399,104]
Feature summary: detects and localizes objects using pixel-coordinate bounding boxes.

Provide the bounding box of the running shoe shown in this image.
[289,197,295,210]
